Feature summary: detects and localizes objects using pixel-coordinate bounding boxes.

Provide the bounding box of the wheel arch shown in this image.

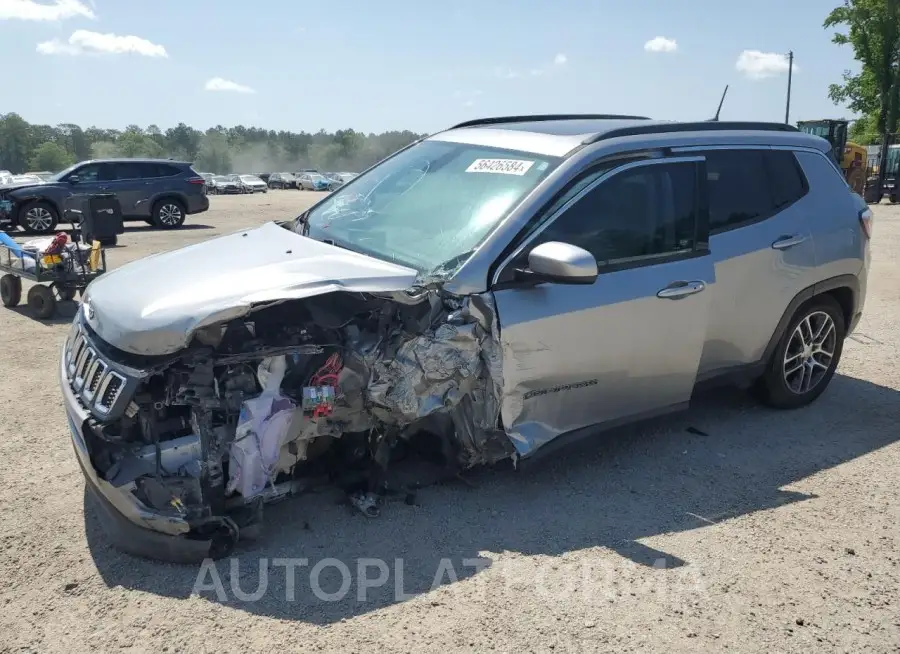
[150,193,188,214]
[761,274,858,366]
[16,195,61,225]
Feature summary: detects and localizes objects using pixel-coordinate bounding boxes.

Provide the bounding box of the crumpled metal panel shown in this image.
[368,320,482,423]
[229,293,510,470]
[363,293,509,464]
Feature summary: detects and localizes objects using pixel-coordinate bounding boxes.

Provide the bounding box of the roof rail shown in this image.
[450,114,652,129]
[584,120,799,144]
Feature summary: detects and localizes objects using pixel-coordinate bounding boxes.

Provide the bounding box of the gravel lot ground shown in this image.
[0,191,897,653]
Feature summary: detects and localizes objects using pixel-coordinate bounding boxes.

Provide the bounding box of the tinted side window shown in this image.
[144,163,180,178]
[70,164,101,182]
[704,150,773,232]
[765,150,807,208]
[137,163,163,178]
[113,162,143,180]
[533,162,698,265]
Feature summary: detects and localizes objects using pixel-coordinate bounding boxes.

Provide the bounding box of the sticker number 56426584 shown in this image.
[465,158,535,175]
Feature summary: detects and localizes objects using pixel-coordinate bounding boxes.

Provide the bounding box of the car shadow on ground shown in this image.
[9,299,79,324]
[86,373,900,624]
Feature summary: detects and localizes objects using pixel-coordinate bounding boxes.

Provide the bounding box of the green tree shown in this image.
[826,0,900,191]
[0,113,32,172]
[196,132,233,173]
[850,111,881,143]
[28,141,74,171]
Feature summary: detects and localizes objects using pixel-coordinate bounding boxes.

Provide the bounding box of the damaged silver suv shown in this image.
[61,115,872,562]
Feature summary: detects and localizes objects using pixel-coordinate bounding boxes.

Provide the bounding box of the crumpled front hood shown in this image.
[84,221,418,356]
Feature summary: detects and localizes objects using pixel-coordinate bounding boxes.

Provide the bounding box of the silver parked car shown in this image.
[61,115,871,562]
[237,174,268,193]
[296,172,330,191]
[325,171,357,191]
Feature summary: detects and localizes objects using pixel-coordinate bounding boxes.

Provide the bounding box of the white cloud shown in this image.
[644,36,677,53]
[491,66,522,80]
[524,53,569,78]
[204,77,256,94]
[736,50,794,79]
[37,30,168,57]
[455,89,482,107]
[0,0,94,20]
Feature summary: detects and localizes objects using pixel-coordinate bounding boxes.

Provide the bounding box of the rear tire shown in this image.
[27,284,56,319]
[754,296,845,409]
[0,274,22,307]
[152,199,186,229]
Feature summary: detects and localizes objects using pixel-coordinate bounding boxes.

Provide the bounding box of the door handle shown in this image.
[657,280,706,299]
[772,234,808,250]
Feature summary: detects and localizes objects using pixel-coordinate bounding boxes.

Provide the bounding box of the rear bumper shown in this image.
[187,195,210,214]
[60,343,215,563]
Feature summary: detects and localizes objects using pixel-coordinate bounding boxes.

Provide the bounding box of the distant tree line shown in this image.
[0,112,424,175]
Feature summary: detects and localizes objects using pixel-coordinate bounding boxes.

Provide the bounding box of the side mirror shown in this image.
[516,241,598,285]
[68,175,80,185]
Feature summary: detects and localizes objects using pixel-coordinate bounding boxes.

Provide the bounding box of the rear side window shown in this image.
[703,149,807,233]
[112,162,143,179]
[766,150,808,208]
[138,162,180,178]
[704,150,771,232]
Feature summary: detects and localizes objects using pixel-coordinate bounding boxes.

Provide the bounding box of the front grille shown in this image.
[64,320,139,420]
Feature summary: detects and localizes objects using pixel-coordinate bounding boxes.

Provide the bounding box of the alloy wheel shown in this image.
[783,310,837,395]
[158,203,183,226]
[25,206,53,232]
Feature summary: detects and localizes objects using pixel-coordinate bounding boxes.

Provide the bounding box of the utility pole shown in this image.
[785,51,794,125]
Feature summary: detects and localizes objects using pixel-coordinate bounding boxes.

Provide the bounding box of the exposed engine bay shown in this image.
[76,289,512,556]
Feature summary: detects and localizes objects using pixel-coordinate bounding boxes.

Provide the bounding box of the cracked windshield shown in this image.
[302,139,559,281]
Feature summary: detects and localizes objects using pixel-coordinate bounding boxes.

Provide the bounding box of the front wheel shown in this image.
[754,296,845,409]
[152,199,186,229]
[19,201,58,234]
[27,284,57,320]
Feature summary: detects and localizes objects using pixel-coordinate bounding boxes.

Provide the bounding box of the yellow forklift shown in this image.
[796,119,868,195]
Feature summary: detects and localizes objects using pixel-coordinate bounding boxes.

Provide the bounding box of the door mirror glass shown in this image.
[520,241,598,285]
[68,174,80,185]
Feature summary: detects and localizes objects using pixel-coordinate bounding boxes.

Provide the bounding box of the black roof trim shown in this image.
[450,114,652,129]
[585,120,799,144]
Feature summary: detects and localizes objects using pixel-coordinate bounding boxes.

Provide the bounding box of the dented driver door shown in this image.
[490,156,714,459]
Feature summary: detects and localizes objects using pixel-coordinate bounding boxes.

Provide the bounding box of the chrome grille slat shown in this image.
[63,321,137,421]
[73,347,95,391]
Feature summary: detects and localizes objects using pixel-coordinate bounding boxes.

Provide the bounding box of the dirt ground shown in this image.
[0,190,898,654]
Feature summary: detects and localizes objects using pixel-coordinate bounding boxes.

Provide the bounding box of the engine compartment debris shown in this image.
[80,289,513,554]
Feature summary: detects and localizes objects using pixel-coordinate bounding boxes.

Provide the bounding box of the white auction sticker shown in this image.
[466,158,535,175]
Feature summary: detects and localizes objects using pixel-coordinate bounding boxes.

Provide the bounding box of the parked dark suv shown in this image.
[0,158,209,234]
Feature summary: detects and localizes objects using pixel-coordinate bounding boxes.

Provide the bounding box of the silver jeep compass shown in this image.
[60,115,872,562]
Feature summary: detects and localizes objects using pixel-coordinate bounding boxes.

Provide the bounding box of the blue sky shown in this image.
[1,0,858,134]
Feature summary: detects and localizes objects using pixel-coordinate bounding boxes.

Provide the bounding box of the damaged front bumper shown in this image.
[61,346,224,563]
[62,288,514,564]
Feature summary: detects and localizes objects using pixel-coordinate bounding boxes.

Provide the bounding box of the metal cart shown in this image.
[0,232,106,320]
